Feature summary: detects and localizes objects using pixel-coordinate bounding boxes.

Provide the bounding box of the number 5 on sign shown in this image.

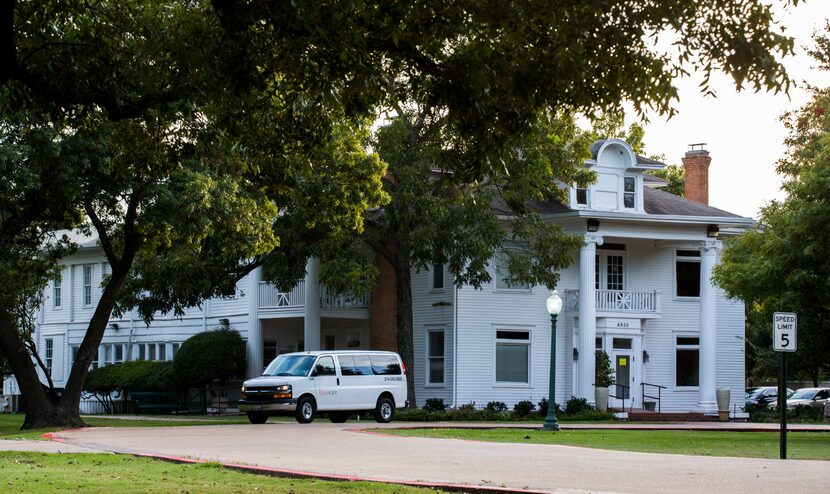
[773,312,797,352]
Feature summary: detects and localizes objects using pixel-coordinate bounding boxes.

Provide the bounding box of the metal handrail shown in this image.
[641,382,667,413]
[610,382,632,413]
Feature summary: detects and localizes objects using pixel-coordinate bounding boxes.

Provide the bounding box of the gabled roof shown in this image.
[589,139,667,168]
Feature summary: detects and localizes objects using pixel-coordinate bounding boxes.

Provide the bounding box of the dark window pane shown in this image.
[314,356,336,376]
[677,250,700,258]
[496,344,528,383]
[576,188,587,204]
[429,332,444,357]
[624,177,635,192]
[613,338,632,349]
[432,263,444,289]
[624,193,634,208]
[429,358,444,384]
[676,260,701,297]
[677,337,699,346]
[496,331,529,340]
[676,349,699,386]
[595,337,602,349]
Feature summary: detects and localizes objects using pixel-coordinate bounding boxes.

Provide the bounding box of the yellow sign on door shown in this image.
[619,358,627,366]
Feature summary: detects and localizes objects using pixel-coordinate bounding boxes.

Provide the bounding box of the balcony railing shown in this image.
[258,281,369,310]
[564,289,660,313]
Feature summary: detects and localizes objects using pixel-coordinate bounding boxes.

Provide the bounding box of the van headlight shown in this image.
[273,384,292,399]
[241,384,248,392]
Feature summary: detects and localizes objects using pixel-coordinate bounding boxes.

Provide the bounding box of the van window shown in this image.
[352,355,374,375]
[313,356,336,376]
[371,355,401,375]
[338,356,357,375]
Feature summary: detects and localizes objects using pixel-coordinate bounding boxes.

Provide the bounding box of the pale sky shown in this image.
[640,1,830,219]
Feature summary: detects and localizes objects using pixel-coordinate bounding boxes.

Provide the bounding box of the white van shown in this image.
[239,351,408,424]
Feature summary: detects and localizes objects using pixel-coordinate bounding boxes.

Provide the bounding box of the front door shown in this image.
[608,336,641,409]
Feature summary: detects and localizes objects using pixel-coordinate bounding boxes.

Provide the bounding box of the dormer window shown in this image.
[576,187,588,206]
[623,176,636,208]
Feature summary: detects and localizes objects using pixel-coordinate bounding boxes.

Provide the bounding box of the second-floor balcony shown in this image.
[258,281,370,311]
[564,289,661,315]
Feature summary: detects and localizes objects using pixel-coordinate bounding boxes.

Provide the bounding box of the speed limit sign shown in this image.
[773,312,797,352]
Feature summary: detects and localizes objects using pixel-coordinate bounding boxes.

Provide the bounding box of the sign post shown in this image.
[772,312,797,460]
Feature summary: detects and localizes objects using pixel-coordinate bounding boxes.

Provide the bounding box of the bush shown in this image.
[457,401,477,412]
[85,360,175,394]
[424,398,447,412]
[173,327,247,388]
[485,401,508,413]
[513,400,535,417]
[564,396,593,415]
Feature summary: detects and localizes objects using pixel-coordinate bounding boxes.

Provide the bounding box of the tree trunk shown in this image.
[0,306,84,429]
[394,249,416,407]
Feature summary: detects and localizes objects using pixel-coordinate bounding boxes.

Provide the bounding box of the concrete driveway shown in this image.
[46,421,830,494]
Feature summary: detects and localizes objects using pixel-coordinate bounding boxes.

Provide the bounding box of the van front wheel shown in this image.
[374,396,395,423]
[295,396,316,424]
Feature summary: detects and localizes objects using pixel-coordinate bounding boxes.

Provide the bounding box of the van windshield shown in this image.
[263,355,316,377]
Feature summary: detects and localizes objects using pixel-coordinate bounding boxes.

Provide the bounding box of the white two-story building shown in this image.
[7,139,750,415]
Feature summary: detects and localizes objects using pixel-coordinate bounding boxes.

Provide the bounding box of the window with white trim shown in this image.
[495,330,530,384]
[53,276,62,308]
[427,329,445,385]
[431,263,444,291]
[623,176,636,208]
[675,250,701,297]
[675,336,699,387]
[83,265,93,306]
[44,338,54,377]
[575,186,588,206]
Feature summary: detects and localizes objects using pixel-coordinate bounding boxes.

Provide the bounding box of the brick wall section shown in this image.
[682,150,711,205]
[370,254,398,351]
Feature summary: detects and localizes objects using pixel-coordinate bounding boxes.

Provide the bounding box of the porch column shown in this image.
[697,240,719,414]
[246,266,263,378]
[578,234,603,404]
[303,257,321,351]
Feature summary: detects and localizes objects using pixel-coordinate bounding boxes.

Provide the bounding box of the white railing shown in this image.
[258,281,369,310]
[564,289,660,313]
[259,281,306,309]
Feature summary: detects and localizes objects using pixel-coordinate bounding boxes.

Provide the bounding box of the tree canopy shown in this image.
[713,25,830,385]
[0,0,799,427]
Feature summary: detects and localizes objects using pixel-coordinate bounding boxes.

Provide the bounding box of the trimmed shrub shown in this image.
[513,400,535,417]
[457,401,477,412]
[485,401,508,413]
[424,398,447,412]
[84,360,175,414]
[173,327,247,388]
[564,396,593,415]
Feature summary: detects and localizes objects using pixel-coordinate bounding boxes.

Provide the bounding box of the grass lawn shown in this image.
[0,413,253,440]
[0,451,439,493]
[379,428,830,460]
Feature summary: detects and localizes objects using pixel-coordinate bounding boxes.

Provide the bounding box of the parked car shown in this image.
[745,386,793,409]
[239,350,408,424]
[785,387,830,410]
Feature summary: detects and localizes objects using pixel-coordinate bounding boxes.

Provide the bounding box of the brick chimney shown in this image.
[682,143,711,205]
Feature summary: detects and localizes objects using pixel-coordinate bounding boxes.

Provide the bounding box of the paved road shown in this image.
[47,421,830,494]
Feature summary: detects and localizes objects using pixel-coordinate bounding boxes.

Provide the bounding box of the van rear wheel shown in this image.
[295,396,316,423]
[374,396,395,423]
[247,412,268,424]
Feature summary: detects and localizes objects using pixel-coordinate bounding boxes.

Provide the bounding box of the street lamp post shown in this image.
[544,290,563,430]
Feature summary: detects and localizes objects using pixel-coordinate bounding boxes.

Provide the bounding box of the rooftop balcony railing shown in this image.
[564,289,660,314]
[258,281,369,310]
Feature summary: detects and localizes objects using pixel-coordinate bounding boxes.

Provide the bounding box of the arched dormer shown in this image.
[570,139,663,213]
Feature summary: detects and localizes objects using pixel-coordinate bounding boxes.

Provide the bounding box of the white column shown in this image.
[578,234,603,404]
[697,240,719,414]
[247,266,263,377]
[303,257,321,351]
